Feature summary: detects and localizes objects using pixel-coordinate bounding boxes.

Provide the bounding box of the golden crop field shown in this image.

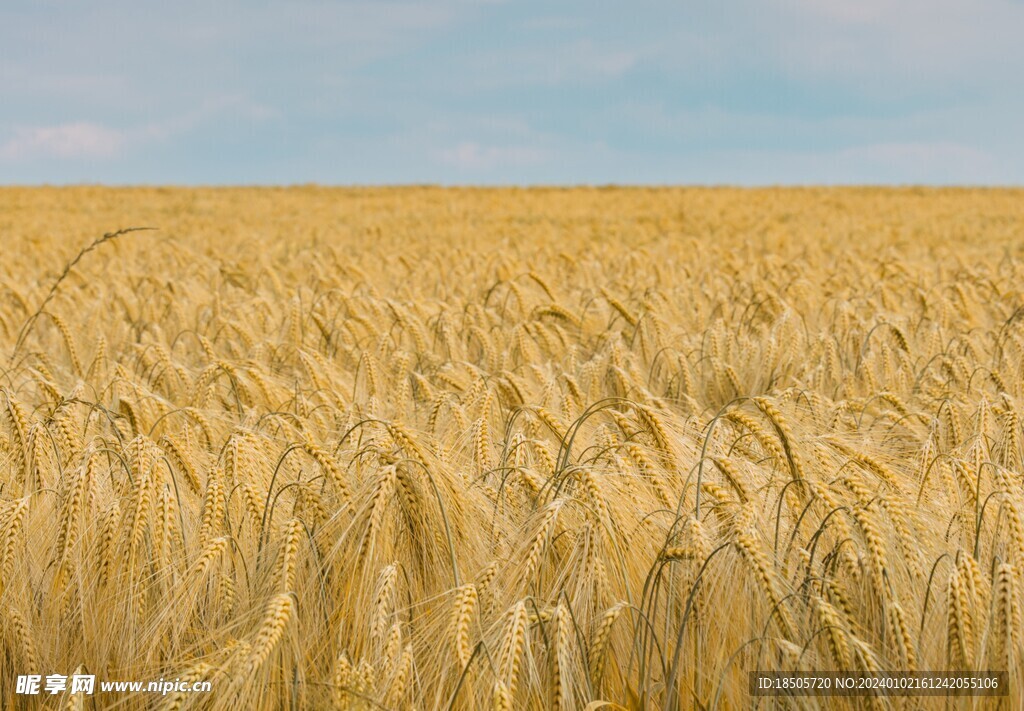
[1,186,1023,709]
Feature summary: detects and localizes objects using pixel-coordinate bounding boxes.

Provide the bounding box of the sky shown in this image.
[2,0,1023,186]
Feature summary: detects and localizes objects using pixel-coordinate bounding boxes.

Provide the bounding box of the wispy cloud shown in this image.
[140,95,280,142]
[453,39,641,90]
[693,0,1024,93]
[0,94,279,166]
[1,122,124,160]
[2,0,1023,183]
[438,141,548,170]
[833,141,1000,182]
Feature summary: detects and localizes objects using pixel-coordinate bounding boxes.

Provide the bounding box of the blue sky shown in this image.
[2,0,1023,185]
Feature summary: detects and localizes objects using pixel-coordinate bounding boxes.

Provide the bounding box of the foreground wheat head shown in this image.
[1,187,1023,709]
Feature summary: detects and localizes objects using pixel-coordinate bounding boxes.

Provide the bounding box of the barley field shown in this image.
[1,186,1023,709]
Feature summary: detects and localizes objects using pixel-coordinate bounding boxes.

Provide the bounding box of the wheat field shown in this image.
[1,186,1023,709]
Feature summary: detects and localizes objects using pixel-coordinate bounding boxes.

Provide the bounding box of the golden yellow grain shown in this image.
[450,583,478,668]
[498,601,529,698]
[590,601,627,685]
[947,566,974,669]
[245,593,295,674]
[3,187,1024,709]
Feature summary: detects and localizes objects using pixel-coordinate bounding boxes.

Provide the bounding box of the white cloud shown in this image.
[447,38,642,91]
[2,0,1023,183]
[0,62,127,99]
[732,0,1024,90]
[782,0,900,25]
[587,47,638,79]
[598,102,1010,150]
[0,94,279,167]
[438,141,548,170]
[666,141,1008,185]
[0,122,124,160]
[833,141,1000,181]
[141,95,280,141]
